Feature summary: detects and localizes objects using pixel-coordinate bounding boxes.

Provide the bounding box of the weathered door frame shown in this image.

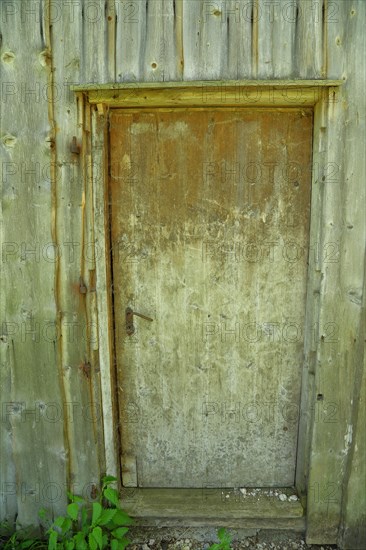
[72,79,343,531]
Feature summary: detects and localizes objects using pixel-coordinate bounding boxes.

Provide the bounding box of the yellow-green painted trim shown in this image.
[72,80,343,108]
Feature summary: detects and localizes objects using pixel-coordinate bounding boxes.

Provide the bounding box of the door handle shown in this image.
[126,307,153,335]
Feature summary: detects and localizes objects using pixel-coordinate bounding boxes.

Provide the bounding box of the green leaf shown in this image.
[80,507,88,529]
[65,542,75,550]
[19,540,34,548]
[61,517,72,534]
[92,526,103,549]
[217,527,231,547]
[48,530,58,550]
[74,532,87,550]
[103,487,119,507]
[67,492,84,504]
[102,476,117,484]
[217,528,226,539]
[112,527,129,540]
[92,502,103,525]
[88,533,97,550]
[112,510,133,526]
[110,540,119,550]
[54,516,65,529]
[98,508,117,526]
[67,503,79,521]
[118,539,130,550]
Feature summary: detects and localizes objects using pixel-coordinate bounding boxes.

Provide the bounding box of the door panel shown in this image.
[109,109,313,487]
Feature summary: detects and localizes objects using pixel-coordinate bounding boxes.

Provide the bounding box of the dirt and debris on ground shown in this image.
[128,529,338,549]
[128,538,337,549]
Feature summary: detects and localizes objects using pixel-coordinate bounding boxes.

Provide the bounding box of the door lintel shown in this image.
[72,79,343,109]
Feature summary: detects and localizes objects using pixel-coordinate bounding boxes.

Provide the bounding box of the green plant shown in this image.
[40,476,133,550]
[207,528,233,550]
[0,520,47,549]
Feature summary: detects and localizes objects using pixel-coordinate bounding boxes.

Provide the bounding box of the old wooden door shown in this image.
[109,108,313,488]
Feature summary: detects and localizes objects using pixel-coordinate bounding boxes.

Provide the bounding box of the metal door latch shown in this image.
[126,307,153,335]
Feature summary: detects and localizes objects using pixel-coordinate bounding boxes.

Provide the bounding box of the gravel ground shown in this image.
[127,531,338,550]
[128,538,337,549]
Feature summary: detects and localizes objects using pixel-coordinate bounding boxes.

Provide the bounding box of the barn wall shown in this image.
[0,0,365,547]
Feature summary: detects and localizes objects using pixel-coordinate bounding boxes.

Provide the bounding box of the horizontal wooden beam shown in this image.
[72,79,344,92]
[71,80,343,108]
[120,487,304,521]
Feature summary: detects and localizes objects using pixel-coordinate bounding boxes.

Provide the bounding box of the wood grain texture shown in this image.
[73,79,343,91]
[305,2,366,545]
[0,40,16,518]
[225,0,253,78]
[0,0,67,527]
[339,261,366,549]
[337,5,366,547]
[50,0,100,504]
[110,108,313,488]
[121,487,304,518]
[294,92,326,507]
[115,0,147,82]
[257,0,297,78]
[295,0,324,78]
[0,315,17,521]
[143,0,181,81]
[182,0,229,80]
[0,0,365,543]
[81,0,112,83]
[91,107,119,480]
[82,81,341,107]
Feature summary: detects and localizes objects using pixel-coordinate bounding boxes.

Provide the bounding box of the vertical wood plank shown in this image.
[175,0,184,80]
[339,267,366,549]
[182,0,228,80]
[324,0,348,80]
[0,0,67,527]
[106,0,117,81]
[305,92,347,546]
[81,0,111,83]
[0,44,16,518]
[295,94,327,502]
[226,0,252,78]
[91,107,119,479]
[115,0,147,82]
[331,2,366,547]
[295,0,324,77]
[306,1,366,544]
[257,0,297,78]
[0,324,17,521]
[143,0,181,81]
[50,0,101,501]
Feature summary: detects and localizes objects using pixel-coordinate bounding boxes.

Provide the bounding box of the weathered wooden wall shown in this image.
[0,1,365,548]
